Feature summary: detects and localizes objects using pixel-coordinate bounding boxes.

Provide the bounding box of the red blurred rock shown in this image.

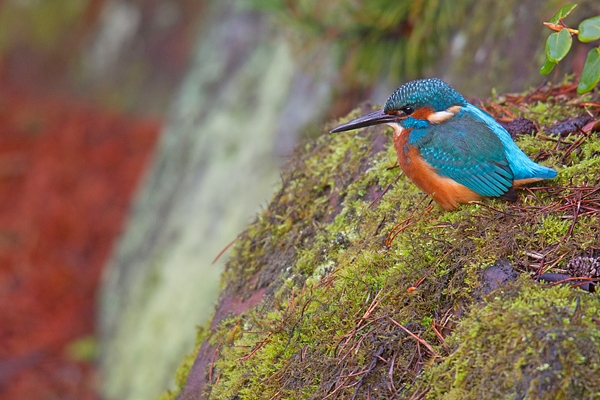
[0,84,161,399]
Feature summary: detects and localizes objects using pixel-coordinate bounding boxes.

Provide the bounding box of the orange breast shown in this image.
[392,125,482,210]
[513,177,542,187]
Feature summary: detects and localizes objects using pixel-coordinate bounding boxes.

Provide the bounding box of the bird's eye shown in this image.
[401,106,414,115]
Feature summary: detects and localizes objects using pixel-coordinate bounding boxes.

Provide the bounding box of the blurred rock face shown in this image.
[98,1,333,399]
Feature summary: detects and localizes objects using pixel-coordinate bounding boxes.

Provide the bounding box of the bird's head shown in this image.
[331,78,467,133]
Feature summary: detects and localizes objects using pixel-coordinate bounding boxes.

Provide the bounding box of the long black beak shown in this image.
[330,109,397,133]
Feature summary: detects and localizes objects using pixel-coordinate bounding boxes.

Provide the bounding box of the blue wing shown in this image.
[463,104,557,180]
[411,116,514,197]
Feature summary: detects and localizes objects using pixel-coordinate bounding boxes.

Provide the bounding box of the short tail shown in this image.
[512,161,557,181]
[513,164,557,187]
[530,164,557,180]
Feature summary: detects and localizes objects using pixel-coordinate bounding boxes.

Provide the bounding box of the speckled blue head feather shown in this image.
[384,78,466,113]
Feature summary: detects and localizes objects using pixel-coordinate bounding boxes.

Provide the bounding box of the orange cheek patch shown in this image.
[411,106,434,120]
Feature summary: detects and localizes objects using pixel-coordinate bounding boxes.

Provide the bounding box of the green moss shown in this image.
[165,82,600,399]
[426,280,600,400]
[537,216,570,243]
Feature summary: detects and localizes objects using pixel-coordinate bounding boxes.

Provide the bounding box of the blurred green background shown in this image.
[2,0,598,115]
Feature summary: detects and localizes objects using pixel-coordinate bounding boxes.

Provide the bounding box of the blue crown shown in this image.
[384,78,466,113]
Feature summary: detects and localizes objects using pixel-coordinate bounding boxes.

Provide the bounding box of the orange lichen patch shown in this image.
[392,126,481,210]
[0,85,161,399]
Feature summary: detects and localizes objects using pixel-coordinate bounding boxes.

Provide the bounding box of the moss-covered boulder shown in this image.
[169,82,600,399]
[429,281,600,399]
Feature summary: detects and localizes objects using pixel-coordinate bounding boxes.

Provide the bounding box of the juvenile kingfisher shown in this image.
[331,78,557,210]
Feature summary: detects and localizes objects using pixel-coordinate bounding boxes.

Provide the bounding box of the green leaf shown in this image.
[540,58,557,75]
[577,47,600,94]
[549,4,577,24]
[546,28,572,62]
[578,16,600,43]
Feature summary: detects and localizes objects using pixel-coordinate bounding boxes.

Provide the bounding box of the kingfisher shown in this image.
[330,78,557,210]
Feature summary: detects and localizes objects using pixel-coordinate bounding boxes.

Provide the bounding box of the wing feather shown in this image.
[413,116,514,197]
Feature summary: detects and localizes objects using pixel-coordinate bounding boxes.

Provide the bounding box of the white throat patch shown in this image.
[386,122,404,138]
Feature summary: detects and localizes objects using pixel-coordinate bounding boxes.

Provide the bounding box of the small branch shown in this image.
[543,22,578,34]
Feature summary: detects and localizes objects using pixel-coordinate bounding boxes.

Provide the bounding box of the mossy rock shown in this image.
[168,83,600,399]
[429,280,600,399]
